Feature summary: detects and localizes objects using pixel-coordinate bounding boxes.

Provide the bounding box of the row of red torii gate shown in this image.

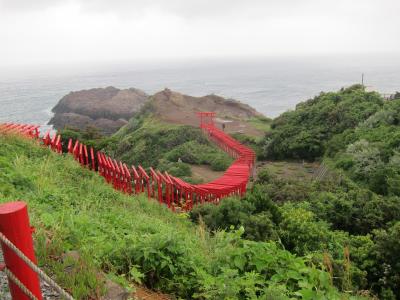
[0,112,256,211]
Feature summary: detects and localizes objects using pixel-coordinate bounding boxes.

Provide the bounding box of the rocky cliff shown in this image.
[148,88,263,127]
[49,86,148,134]
[49,87,264,135]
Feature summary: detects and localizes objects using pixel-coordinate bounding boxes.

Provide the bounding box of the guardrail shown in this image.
[0,201,74,300]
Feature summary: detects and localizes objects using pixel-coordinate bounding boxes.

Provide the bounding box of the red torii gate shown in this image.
[197,112,216,129]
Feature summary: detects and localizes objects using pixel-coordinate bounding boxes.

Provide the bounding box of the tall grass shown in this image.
[0,134,363,299]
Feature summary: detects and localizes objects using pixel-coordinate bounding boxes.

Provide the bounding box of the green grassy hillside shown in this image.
[60,116,233,183]
[0,133,356,299]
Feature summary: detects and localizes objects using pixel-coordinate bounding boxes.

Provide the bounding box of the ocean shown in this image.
[0,55,399,127]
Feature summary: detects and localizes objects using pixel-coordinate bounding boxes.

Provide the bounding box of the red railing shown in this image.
[0,113,255,298]
[0,112,255,211]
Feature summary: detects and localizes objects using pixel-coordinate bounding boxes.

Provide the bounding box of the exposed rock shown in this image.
[49,87,148,134]
[101,279,130,300]
[149,88,263,127]
[49,86,265,135]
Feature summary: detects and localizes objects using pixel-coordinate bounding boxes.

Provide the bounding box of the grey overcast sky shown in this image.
[0,0,399,67]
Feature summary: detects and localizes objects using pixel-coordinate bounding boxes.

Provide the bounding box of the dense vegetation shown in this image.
[60,116,232,181]
[0,134,358,299]
[3,84,400,299]
[264,85,384,160]
[261,84,400,199]
[191,172,400,298]
[191,85,400,299]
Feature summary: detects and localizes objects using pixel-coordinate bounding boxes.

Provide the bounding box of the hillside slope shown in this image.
[107,116,233,182]
[0,133,350,299]
[147,88,265,136]
[50,86,267,138]
[264,85,384,160]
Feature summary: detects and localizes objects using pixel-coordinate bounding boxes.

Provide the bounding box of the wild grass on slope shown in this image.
[110,116,232,174]
[0,134,200,298]
[0,134,361,299]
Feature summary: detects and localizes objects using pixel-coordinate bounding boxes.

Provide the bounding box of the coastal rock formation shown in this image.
[49,86,265,136]
[149,88,263,127]
[49,87,148,134]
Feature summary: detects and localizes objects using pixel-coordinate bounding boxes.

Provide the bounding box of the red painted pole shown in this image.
[90,147,95,171]
[67,139,73,153]
[84,145,89,166]
[0,201,43,300]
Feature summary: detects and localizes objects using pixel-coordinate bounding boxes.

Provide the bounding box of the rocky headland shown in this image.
[49,86,264,135]
[49,86,148,134]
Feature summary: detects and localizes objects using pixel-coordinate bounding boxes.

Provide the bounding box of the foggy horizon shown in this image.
[1,0,400,69]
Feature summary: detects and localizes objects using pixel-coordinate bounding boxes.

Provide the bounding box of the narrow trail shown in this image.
[0,112,255,212]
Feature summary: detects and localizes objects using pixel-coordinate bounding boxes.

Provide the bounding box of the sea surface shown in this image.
[0,55,399,127]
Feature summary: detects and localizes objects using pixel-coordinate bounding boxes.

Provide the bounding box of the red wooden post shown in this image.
[104,155,113,183]
[42,131,51,146]
[132,166,141,194]
[113,159,121,190]
[72,140,79,160]
[0,201,43,300]
[108,158,116,187]
[84,145,89,166]
[55,135,61,153]
[90,147,95,171]
[79,143,83,165]
[165,172,174,209]
[96,152,103,176]
[50,134,56,151]
[123,164,132,194]
[138,166,150,198]
[67,139,73,153]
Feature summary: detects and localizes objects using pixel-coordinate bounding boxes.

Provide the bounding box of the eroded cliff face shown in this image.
[149,88,263,126]
[49,87,265,135]
[49,86,148,134]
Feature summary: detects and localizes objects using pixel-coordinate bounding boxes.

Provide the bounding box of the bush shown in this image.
[309,188,400,235]
[59,126,116,152]
[278,204,335,256]
[158,160,192,177]
[210,155,231,171]
[264,85,383,160]
[257,176,312,203]
[256,167,272,183]
[190,185,281,242]
[362,222,400,299]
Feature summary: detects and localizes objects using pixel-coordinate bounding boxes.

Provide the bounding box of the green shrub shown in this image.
[264,85,383,160]
[190,185,281,242]
[360,222,400,299]
[256,167,272,183]
[210,155,231,171]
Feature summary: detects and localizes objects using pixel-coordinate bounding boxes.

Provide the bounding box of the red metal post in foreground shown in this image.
[0,201,43,300]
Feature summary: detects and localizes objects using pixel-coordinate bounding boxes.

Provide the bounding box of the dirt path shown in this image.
[191,164,224,182]
[133,285,171,300]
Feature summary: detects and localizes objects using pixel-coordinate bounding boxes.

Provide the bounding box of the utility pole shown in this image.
[361,73,364,88]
